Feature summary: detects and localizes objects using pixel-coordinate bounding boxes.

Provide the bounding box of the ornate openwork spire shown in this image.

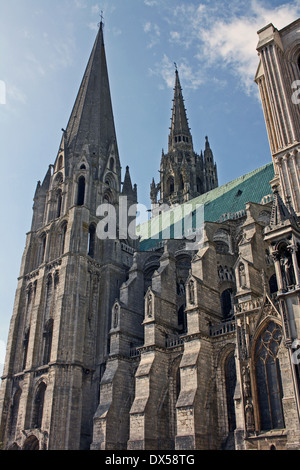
[168,69,193,152]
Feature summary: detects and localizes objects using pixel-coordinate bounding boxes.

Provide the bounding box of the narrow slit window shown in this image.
[77,176,85,206]
[88,225,96,258]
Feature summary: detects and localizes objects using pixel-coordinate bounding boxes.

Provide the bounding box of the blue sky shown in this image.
[0,0,300,369]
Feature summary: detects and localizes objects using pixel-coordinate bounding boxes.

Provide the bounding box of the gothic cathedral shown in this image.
[0,18,300,451]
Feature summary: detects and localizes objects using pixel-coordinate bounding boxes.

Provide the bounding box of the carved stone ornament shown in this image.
[147,293,153,317]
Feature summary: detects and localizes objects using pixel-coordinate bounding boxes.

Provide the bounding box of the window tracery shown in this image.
[254,321,284,431]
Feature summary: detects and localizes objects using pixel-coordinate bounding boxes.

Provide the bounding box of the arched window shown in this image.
[60,222,67,255]
[215,241,229,254]
[10,388,22,438]
[44,274,53,320]
[77,176,85,206]
[103,191,111,204]
[196,178,202,194]
[144,264,160,294]
[23,435,39,450]
[167,176,174,195]
[225,352,236,432]
[32,383,47,429]
[56,189,62,218]
[178,304,187,332]
[54,172,63,185]
[109,157,114,171]
[38,233,46,265]
[88,224,96,258]
[221,289,233,320]
[179,174,184,191]
[254,321,284,431]
[43,318,53,365]
[269,274,278,295]
[22,327,30,370]
[104,172,115,189]
[57,155,63,171]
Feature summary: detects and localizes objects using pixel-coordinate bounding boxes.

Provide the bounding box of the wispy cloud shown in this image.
[150,53,204,90]
[143,21,161,48]
[147,0,300,95]
[198,0,300,94]
[73,0,87,9]
[91,4,100,15]
[6,84,27,105]
[144,0,159,6]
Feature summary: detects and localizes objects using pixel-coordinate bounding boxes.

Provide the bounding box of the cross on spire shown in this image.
[98,10,104,28]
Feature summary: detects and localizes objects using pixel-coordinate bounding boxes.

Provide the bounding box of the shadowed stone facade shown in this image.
[0,19,300,451]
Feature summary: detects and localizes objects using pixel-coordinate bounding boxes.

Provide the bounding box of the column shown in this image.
[272,250,285,292]
[289,244,300,288]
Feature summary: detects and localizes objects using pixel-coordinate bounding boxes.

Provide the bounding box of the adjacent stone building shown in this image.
[0,18,300,451]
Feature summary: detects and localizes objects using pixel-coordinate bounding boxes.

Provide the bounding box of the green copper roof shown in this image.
[138,162,274,251]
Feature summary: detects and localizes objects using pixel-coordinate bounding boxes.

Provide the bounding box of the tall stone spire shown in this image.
[151,68,218,211]
[65,22,118,158]
[168,69,193,152]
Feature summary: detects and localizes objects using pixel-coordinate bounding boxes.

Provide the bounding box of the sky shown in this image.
[0,0,300,372]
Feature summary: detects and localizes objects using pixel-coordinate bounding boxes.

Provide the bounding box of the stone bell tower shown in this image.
[150,69,218,216]
[256,19,300,444]
[0,22,137,450]
[255,19,300,215]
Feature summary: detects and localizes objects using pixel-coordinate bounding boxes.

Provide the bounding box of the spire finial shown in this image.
[98,10,104,28]
[174,62,178,72]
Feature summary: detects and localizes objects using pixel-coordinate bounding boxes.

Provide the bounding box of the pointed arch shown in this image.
[253,320,284,431]
[43,318,53,365]
[59,221,68,256]
[196,177,203,194]
[38,232,47,266]
[44,273,53,321]
[88,224,96,258]
[54,172,63,185]
[103,189,113,204]
[179,174,184,191]
[56,188,63,218]
[221,288,233,320]
[76,176,86,206]
[23,435,39,450]
[22,327,30,370]
[269,274,278,295]
[57,154,63,171]
[109,157,114,171]
[32,382,47,429]
[167,175,174,195]
[177,304,187,332]
[9,388,22,439]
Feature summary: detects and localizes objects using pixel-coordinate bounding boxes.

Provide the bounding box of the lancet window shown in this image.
[254,321,284,431]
